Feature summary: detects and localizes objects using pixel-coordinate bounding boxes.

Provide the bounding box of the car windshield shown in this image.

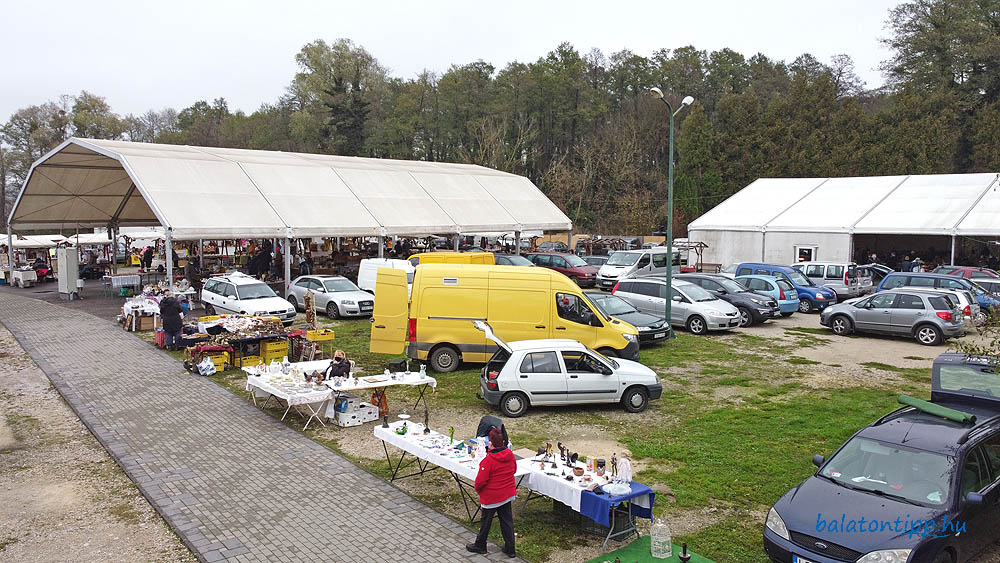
[718,279,749,293]
[324,278,360,292]
[967,280,988,296]
[590,295,637,316]
[590,348,620,369]
[820,436,954,507]
[565,255,588,267]
[237,283,277,300]
[787,271,815,286]
[682,284,716,302]
[607,253,639,266]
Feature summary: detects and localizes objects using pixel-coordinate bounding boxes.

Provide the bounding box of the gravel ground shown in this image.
[0,324,193,563]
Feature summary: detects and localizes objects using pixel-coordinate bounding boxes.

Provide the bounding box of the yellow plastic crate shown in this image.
[261,339,288,354]
[205,352,229,370]
[306,329,335,342]
[262,349,286,364]
[236,355,261,368]
[200,315,223,322]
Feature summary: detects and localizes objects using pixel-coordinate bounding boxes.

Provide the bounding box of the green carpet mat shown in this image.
[584,536,715,563]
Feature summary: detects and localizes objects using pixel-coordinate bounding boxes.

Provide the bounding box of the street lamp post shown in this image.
[649,87,694,338]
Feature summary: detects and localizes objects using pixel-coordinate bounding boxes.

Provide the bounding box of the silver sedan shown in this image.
[286,275,375,318]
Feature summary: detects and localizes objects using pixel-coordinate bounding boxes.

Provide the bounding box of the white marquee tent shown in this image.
[687,173,1000,266]
[7,138,571,286]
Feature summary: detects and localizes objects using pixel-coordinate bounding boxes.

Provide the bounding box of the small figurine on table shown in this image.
[423,408,430,434]
[611,452,618,478]
[558,442,565,462]
[448,426,455,444]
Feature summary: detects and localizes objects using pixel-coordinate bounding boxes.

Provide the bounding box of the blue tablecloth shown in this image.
[579,482,655,527]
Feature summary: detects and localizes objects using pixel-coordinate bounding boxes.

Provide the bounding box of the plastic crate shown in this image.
[200,315,223,322]
[306,329,335,342]
[261,339,288,354]
[236,354,261,368]
[261,349,286,364]
[204,351,230,370]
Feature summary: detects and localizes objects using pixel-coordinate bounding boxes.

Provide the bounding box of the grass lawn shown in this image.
[142,315,923,563]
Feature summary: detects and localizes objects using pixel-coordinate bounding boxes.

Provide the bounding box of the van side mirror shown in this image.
[812,454,825,468]
[672,295,682,302]
[966,492,984,506]
[717,288,727,295]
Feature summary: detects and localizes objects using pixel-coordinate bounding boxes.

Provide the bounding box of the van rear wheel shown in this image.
[203,304,216,315]
[429,345,461,373]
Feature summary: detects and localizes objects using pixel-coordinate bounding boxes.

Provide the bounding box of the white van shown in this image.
[357,258,414,294]
[596,247,678,290]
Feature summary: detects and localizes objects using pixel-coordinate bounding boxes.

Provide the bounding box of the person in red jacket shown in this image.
[467,427,517,557]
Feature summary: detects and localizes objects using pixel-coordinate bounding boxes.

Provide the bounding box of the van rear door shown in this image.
[369,269,409,354]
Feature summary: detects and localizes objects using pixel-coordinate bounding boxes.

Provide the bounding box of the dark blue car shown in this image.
[877,272,1000,317]
[731,263,838,313]
[763,354,1000,563]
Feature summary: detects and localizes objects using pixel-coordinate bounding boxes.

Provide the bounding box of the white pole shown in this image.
[453,234,460,251]
[284,237,292,297]
[6,231,12,282]
[514,231,521,255]
[951,235,956,265]
[378,236,384,259]
[165,229,174,291]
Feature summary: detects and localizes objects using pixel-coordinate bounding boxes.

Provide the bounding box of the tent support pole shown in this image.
[453,235,460,251]
[7,232,12,282]
[199,239,204,270]
[514,231,521,255]
[165,229,174,291]
[951,235,956,265]
[378,236,384,259]
[112,225,118,274]
[284,237,292,298]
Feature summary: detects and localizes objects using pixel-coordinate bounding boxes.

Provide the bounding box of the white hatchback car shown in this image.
[201,273,297,326]
[474,322,661,418]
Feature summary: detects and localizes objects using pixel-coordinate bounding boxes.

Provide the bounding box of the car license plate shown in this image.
[793,556,817,563]
[789,293,797,299]
[361,305,373,310]
[654,332,666,339]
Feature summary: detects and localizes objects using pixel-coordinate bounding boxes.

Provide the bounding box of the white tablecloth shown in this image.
[12,270,36,286]
[375,421,532,481]
[520,456,612,512]
[109,274,141,288]
[244,375,332,406]
[123,298,160,316]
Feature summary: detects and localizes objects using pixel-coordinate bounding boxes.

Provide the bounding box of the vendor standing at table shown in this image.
[467,428,517,558]
[324,350,350,379]
[159,289,184,351]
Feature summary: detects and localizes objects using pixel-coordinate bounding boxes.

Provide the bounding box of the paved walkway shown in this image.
[0,292,516,562]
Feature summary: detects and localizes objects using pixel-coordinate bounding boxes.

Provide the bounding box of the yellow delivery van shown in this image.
[370,264,640,372]
[408,252,495,266]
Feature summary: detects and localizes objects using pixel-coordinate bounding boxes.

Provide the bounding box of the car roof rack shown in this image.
[958,414,1000,444]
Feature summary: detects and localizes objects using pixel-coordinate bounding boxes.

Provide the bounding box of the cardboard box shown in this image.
[357,402,379,423]
[333,393,359,413]
[333,411,363,427]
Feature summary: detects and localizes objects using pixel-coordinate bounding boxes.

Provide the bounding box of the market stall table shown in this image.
[375,420,532,523]
[244,374,333,430]
[242,363,437,429]
[12,269,37,288]
[520,454,655,549]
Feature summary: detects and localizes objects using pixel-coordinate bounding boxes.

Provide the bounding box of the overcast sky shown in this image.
[2,0,903,122]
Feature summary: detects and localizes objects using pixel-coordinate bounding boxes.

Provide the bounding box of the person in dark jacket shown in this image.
[142,246,154,270]
[159,290,184,350]
[324,350,351,379]
[467,428,517,558]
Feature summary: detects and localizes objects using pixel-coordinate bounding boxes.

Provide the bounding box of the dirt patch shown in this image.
[0,324,193,562]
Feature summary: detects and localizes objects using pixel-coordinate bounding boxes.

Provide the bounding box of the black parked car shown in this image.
[675,273,780,327]
[493,253,535,267]
[764,353,1000,563]
[585,291,669,345]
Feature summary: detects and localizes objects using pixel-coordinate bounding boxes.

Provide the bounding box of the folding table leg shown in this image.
[452,472,482,524]
[412,384,429,411]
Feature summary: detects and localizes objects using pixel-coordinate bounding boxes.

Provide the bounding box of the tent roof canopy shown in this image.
[687,173,1000,236]
[9,138,571,239]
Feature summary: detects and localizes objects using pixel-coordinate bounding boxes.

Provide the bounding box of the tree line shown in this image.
[2,0,998,236]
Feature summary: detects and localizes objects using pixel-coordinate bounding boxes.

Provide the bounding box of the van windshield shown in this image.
[607,253,639,266]
[787,271,814,286]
